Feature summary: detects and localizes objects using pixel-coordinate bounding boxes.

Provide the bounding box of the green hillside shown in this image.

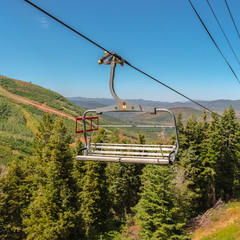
[0,75,84,117]
[0,76,86,167]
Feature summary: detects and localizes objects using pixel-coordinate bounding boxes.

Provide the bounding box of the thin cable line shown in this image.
[23,0,219,116]
[125,62,216,114]
[206,0,240,67]
[224,0,240,40]
[187,0,240,85]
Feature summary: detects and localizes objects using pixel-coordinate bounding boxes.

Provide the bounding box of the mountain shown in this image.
[69,97,214,123]
[68,96,115,107]
[69,96,240,113]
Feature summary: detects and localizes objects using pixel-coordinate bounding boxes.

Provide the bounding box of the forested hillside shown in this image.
[1,76,240,239]
[0,75,85,168]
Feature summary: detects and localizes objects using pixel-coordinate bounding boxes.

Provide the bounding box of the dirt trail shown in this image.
[0,86,75,120]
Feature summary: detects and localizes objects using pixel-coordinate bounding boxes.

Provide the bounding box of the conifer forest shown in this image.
[1,106,240,239]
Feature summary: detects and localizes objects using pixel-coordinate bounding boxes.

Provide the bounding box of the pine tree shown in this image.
[178,111,213,211]
[173,113,188,160]
[184,113,202,151]
[73,127,111,239]
[0,159,31,240]
[138,134,146,144]
[109,129,120,143]
[202,112,221,207]
[106,161,142,221]
[134,165,185,239]
[92,127,109,143]
[217,106,240,200]
[78,161,110,239]
[176,147,202,216]
[106,132,143,222]
[202,107,240,203]
[23,117,79,239]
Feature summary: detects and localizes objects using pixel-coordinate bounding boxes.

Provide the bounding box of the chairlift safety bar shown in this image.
[99,124,174,128]
[75,116,99,133]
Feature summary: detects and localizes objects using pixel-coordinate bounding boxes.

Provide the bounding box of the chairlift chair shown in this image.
[75,52,179,165]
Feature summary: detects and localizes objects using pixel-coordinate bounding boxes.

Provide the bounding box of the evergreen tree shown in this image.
[177,111,213,211]
[0,159,31,240]
[184,113,202,151]
[203,107,240,202]
[176,113,187,152]
[106,132,144,222]
[138,134,146,144]
[134,165,185,239]
[78,161,110,239]
[106,161,142,222]
[175,148,202,216]
[23,117,79,239]
[92,127,109,143]
[109,129,120,143]
[217,106,240,200]
[202,112,221,207]
[33,114,53,161]
[73,127,111,239]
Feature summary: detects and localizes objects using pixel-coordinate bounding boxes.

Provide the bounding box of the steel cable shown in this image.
[224,0,240,40]
[187,0,240,85]
[206,0,240,67]
[24,0,219,116]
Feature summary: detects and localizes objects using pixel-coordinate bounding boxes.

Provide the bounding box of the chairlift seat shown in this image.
[76,142,177,164]
[75,107,179,165]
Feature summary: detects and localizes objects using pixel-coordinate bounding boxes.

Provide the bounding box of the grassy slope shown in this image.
[0,75,84,117]
[0,76,86,167]
[191,202,240,240]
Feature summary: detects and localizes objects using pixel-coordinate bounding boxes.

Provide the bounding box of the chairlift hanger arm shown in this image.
[97,53,156,113]
[99,52,124,103]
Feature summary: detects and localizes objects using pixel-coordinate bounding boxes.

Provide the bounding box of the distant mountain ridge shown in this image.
[68,96,240,112]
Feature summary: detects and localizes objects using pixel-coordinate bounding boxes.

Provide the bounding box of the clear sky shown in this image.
[1,0,240,102]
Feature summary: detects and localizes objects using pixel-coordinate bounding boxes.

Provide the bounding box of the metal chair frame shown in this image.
[75,53,179,164]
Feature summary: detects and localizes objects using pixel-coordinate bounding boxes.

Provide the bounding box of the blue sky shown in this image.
[1,0,240,102]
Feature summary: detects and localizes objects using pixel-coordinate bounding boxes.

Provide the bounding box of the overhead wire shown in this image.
[206,0,240,67]
[224,0,240,40]
[187,0,240,85]
[23,0,219,116]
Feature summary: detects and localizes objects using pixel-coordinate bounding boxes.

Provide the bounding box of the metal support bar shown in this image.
[110,61,122,103]
[99,124,174,128]
[156,108,179,163]
[76,155,169,165]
